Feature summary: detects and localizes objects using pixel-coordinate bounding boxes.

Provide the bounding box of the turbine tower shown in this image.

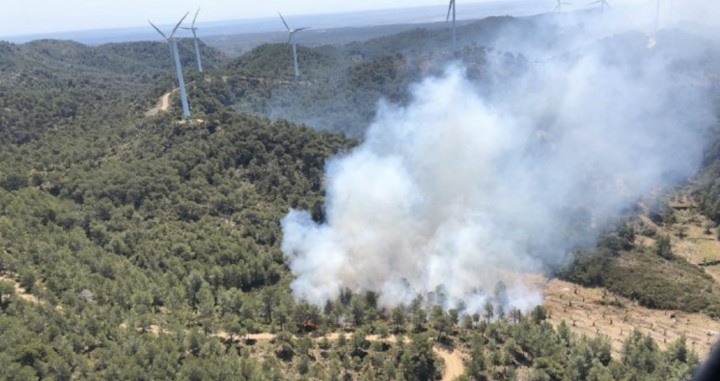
[590,0,609,13]
[149,12,191,121]
[554,0,572,12]
[181,8,203,72]
[446,0,456,48]
[279,13,310,81]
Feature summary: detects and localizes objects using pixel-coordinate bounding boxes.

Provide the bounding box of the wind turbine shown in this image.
[149,12,191,121]
[554,0,572,12]
[589,0,609,13]
[181,8,203,72]
[279,13,310,81]
[446,0,456,48]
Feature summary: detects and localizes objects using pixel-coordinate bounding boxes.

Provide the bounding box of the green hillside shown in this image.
[0,38,228,145]
[196,41,527,137]
[0,13,719,381]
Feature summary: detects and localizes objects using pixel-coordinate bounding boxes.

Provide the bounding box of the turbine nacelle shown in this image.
[279,12,310,40]
[287,27,311,43]
[148,11,189,42]
[180,8,201,33]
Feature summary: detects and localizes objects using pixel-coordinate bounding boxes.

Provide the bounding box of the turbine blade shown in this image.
[192,8,200,27]
[279,12,290,31]
[296,27,311,32]
[148,20,167,39]
[170,11,190,37]
[446,0,453,22]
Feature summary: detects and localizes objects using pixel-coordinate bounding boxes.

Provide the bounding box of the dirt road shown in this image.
[158,91,170,111]
[435,346,464,381]
[145,75,307,117]
[145,90,173,116]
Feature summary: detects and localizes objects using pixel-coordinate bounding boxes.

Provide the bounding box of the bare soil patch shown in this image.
[0,274,41,305]
[145,90,173,116]
[542,277,720,357]
[435,346,464,381]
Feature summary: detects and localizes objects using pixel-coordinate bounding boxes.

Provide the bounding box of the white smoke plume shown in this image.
[281,11,718,313]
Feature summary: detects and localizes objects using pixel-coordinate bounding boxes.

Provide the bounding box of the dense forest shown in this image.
[0,38,227,144]
[0,12,719,381]
[189,15,553,137]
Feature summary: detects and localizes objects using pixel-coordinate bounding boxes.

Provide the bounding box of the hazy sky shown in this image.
[0,0,714,38]
[0,0,484,37]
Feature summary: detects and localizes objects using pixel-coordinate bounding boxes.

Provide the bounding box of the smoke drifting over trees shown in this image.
[281,9,719,313]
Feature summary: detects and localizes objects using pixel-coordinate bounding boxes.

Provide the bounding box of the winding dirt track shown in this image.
[158,91,171,111]
[145,90,173,116]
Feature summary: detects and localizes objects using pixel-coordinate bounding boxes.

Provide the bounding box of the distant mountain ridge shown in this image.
[0,1,549,45]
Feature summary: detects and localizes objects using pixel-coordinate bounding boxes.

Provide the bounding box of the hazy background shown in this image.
[2,0,715,44]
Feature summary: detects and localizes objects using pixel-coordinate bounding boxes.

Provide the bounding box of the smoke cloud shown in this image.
[280,11,718,313]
